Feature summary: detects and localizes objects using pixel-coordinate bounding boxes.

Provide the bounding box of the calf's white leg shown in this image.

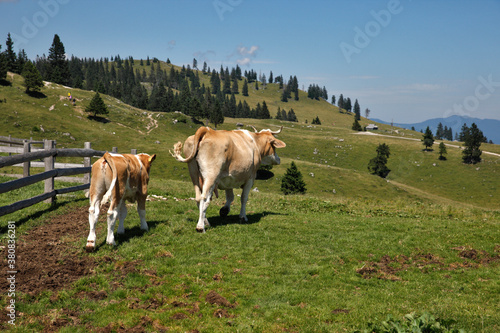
[86,198,101,251]
[138,208,148,231]
[106,204,119,246]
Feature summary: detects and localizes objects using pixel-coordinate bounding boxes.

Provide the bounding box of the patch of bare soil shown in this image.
[205,290,234,308]
[357,248,500,280]
[1,206,97,296]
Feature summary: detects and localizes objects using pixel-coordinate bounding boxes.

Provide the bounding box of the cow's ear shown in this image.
[271,138,286,148]
[149,154,157,163]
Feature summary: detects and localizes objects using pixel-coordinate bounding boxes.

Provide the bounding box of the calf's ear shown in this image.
[271,138,286,148]
[149,154,157,163]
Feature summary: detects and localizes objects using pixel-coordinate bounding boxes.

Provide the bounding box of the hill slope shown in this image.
[1,71,499,210]
[373,115,500,144]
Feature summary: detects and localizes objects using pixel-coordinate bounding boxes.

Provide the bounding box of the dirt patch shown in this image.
[357,248,500,280]
[205,290,234,308]
[1,205,97,295]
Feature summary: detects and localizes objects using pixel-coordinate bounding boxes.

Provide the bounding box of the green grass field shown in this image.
[1,70,499,332]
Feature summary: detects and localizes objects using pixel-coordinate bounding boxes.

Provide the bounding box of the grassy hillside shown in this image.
[1,70,499,209]
[1,69,499,331]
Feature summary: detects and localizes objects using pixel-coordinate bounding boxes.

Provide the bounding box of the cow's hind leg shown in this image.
[220,189,234,217]
[117,203,128,234]
[137,195,149,231]
[86,195,101,252]
[197,183,215,232]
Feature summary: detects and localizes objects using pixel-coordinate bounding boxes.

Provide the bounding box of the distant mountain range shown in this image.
[372,115,499,144]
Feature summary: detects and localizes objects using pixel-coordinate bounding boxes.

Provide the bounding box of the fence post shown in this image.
[83,142,91,185]
[112,147,118,153]
[131,148,137,155]
[44,140,55,204]
[23,140,31,177]
[8,135,12,156]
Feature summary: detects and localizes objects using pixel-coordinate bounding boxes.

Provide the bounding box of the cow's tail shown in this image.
[101,152,118,206]
[170,127,209,163]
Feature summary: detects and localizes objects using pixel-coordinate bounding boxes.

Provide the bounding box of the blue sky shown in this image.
[1,0,500,123]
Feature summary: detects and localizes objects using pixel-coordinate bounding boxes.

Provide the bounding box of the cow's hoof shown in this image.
[85,241,95,252]
[196,227,205,233]
[239,216,248,223]
[219,206,230,217]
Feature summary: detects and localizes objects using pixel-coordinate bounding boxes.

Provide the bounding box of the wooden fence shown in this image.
[0,137,136,217]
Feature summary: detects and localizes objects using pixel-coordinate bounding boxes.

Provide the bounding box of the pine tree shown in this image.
[22,61,44,93]
[242,79,249,96]
[47,34,70,85]
[5,33,17,73]
[368,143,391,178]
[462,123,484,164]
[16,49,27,74]
[352,118,362,131]
[354,99,361,120]
[438,142,447,160]
[0,46,7,81]
[231,78,239,94]
[281,87,288,102]
[458,123,469,141]
[345,98,352,112]
[338,94,344,110]
[422,126,435,151]
[281,161,306,195]
[209,98,224,128]
[435,122,444,140]
[261,101,270,119]
[86,92,108,118]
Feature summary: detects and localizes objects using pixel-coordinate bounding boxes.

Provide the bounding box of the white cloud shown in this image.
[229,44,260,66]
[237,57,252,66]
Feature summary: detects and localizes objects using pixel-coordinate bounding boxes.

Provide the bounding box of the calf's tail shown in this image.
[101,152,118,206]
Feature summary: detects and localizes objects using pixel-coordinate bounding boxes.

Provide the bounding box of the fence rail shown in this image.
[0,138,134,217]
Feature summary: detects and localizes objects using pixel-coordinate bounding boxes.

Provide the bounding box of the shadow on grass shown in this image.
[97,220,163,249]
[87,115,110,123]
[209,211,286,229]
[256,169,274,180]
[27,90,47,99]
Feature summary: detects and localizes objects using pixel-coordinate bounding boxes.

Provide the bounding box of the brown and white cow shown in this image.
[170,126,285,232]
[86,152,156,251]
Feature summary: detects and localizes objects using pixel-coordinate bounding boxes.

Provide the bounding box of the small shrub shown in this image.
[281,161,306,195]
[368,143,391,178]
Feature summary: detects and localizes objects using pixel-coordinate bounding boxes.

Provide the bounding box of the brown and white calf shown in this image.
[86,152,156,251]
[170,126,286,232]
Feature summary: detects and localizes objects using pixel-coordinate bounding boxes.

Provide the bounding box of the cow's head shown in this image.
[137,153,157,174]
[257,127,286,165]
